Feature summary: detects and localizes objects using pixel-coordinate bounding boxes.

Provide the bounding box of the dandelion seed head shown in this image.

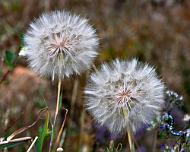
[85,59,165,134]
[23,11,99,80]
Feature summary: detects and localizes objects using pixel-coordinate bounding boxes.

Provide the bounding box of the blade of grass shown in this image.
[70,79,79,117]
[58,129,67,148]
[0,137,31,150]
[55,108,68,148]
[26,136,38,152]
[59,93,63,111]
[36,111,51,152]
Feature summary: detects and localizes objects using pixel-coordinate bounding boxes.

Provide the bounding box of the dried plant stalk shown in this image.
[49,79,62,152]
[26,136,38,152]
[55,108,68,148]
[127,126,135,152]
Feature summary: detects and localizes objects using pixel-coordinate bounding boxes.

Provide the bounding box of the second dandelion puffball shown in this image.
[23,11,99,80]
[85,59,165,134]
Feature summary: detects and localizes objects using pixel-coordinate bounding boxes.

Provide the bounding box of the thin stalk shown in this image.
[109,140,114,151]
[152,129,158,152]
[58,129,67,148]
[127,126,135,152]
[78,108,85,152]
[92,63,98,73]
[55,108,68,147]
[26,136,38,152]
[49,78,62,152]
[70,79,79,117]
[78,73,89,152]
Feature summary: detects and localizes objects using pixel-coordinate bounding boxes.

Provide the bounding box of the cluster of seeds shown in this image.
[22,10,165,135]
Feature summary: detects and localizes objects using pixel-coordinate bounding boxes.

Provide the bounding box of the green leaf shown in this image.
[0,142,21,150]
[0,68,2,77]
[34,99,47,109]
[59,93,63,111]
[36,113,51,152]
[19,33,24,49]
[5,51,16,70]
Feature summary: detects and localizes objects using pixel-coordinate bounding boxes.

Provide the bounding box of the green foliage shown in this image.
[0,142,23,150]
[36,113,51,152]
[34,99,47,109]
[0,68,2,77]
[0,137,31,150]
[66,127,78,136]
[105,143,123,152]
[1,0,22,12]
[159,131,169,139]
[59,93,63,111]
[4,51,16,70]
[19,33,24,49]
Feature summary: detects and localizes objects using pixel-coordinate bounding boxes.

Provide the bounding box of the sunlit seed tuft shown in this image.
[23,10,99,80]
[85,59,165,134]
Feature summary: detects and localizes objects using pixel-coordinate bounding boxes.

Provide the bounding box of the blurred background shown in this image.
[0,0,190,151]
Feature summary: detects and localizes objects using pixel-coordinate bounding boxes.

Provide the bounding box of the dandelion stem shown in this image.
[152,130,158,152]
[127,126,135,152]
[109,140,114,150]
[49,78,62,152]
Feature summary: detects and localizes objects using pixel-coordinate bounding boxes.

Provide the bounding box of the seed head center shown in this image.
[47,34,70,57]
[116,90,132,104]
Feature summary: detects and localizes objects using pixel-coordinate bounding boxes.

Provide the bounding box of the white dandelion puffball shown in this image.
[23,11,99,80]
[85,59,165,134]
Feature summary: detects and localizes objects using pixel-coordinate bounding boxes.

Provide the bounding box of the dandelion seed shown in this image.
[22,11,99,80]
[85,59,165,134]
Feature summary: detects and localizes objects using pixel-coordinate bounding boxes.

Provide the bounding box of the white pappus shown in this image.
[22,10,99,80]
[85,59,165,134]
